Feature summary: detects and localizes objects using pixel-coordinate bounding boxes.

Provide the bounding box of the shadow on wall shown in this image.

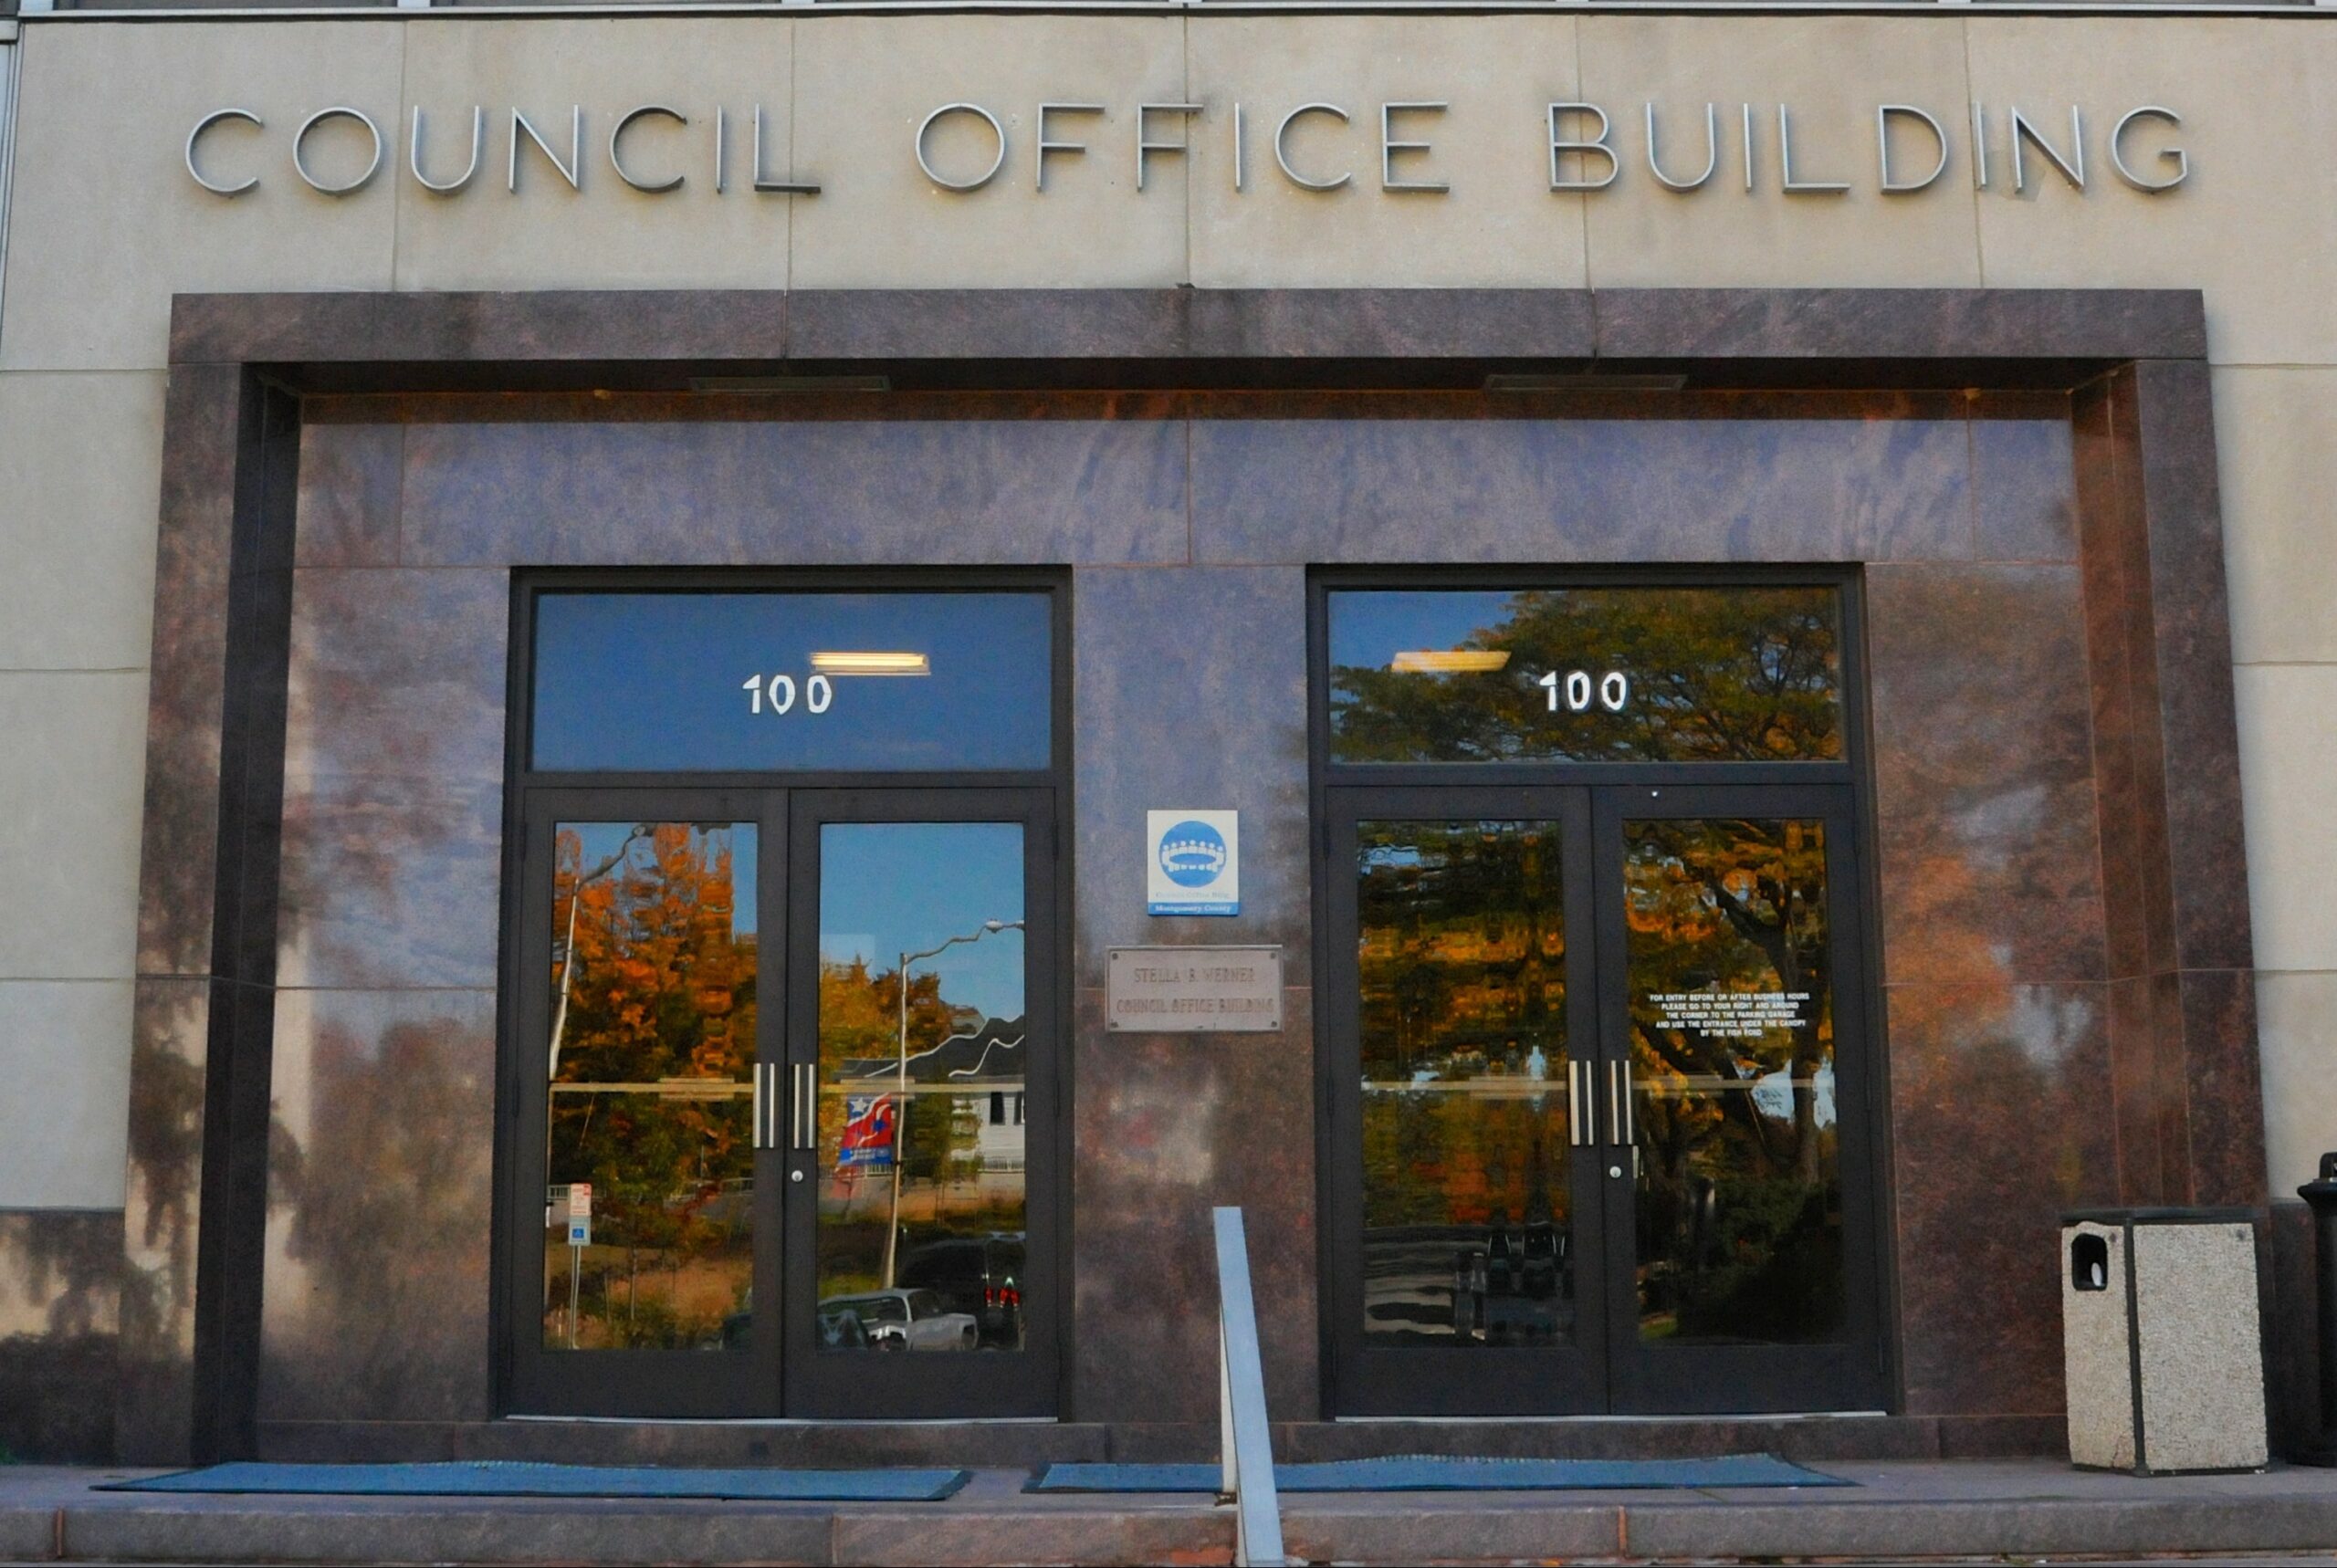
[0,1210,125,1462]
[259,1004,493,1424]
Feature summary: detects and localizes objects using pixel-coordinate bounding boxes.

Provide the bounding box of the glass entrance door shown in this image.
[506,795,780,1416]
[1325,791,1607,1416]
[782,790,1058,1418]
[1595,785,1882,1414]
[501,578,1064,1419]
[501,789,1059,1419]
[1325,784,1882,1416]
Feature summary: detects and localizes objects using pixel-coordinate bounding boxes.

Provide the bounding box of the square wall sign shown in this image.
[1147,810,1239,916]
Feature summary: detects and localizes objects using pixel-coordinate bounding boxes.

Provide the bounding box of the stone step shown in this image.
[6,1460,2336,1565]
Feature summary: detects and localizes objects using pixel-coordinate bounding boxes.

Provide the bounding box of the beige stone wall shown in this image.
[0,9,2331,1208]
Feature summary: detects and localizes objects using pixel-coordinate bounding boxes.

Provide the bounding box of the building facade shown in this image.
[0,0,2325,1468]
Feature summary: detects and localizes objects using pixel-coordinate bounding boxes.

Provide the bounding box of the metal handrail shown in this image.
[1213,1206,1285,1568]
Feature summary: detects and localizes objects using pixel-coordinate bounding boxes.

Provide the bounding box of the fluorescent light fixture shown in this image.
[1390,650,1511,674]
[689,375,892,393]
[810,651,931,677]
[1484,372,1688,393]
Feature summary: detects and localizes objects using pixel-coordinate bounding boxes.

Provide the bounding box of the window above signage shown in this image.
[1325,585,1844,766]
[529,590,1053,773]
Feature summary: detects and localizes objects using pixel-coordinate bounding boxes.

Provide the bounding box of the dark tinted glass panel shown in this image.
[1357,821,1576,1345]
[532,592,1051,772]
[1326,587,1842,765]
[544,822,757,1352]
[1623,817,1843,1345]
[815,822,1028,1354]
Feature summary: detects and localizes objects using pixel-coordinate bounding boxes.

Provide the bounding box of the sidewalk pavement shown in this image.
[4,1457,2337,1564]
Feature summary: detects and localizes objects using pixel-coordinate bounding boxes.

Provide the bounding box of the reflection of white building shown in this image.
[843,1018,1026,1179]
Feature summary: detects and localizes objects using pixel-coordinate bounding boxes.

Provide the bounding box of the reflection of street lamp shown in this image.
[883,917,1023,1290]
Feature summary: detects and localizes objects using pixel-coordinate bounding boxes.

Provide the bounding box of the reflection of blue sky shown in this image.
[533,592,1051,772]
[1328,591,1514,669]
[566,821,760,935]
[1751,1061,1835,1126]
[820,822,1025,1022]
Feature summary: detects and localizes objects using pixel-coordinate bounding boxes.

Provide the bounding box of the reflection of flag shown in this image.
[839,1095,895,1167]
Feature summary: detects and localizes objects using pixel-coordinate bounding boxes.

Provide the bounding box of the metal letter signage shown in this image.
[179,95,2191,202]
[1107,946,1283,1033]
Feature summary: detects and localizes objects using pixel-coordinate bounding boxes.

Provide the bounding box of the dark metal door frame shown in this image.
[1317,780,1886,1416]
[1307,567,1892,1418]
[781,787,1063,1420]
[500,784,1066,1419]
[1590,781,1887,1416]
[500,786,784,1418]
[1321,786,1609,1417]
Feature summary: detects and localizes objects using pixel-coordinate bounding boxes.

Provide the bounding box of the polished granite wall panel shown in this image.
[396,412,1188,568]
[0,1208,122,1462]
[293,424,403,570]
[118,975,215,1463]
[136,376,2241,1446]
[2095,368,2182,980]
[2071,362,2263,1206]
[137,366,247,979]
[1069,566,1310,982]
[2105,976,2166,1206]
[2072,378,2151,985]
[1070,994,1318,1425]
[1067,564,1315,1420]
[1865,564,2107,988]
[1971,402,2079,564]
[257,989,496,1425]
[262,543,512,1415]
[1887,982,2117,1416]
[1188,405,1975,564]
[282,569,508,789]
[2131,361,2254,979]
[2174,967,2264,1209]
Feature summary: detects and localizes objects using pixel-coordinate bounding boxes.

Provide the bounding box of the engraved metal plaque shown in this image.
[1106,946,1283,1033]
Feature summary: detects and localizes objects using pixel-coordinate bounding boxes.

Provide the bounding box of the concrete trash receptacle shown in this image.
[2061,1208,2269,1474]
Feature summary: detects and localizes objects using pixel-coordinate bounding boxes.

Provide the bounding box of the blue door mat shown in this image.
[1028,1454,1850,1492]
[100,1461,971,1501]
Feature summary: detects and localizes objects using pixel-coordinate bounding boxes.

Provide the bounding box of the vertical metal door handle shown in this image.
[1609,1060,1635,1145]
[1567,1061,1587,1145]
[793,1064,816,1151]
[752,1066,768,1150]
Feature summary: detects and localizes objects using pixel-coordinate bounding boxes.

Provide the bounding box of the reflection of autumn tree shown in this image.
[1625,819,1840,1342]
[1334,589,1841,763]
[549,825,755,1347]
[1357,823,1567,1233]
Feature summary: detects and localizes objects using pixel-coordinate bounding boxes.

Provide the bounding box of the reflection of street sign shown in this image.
[839,1095,896,1167]
[567,1218,591,1247]
[569,1182,592,1218]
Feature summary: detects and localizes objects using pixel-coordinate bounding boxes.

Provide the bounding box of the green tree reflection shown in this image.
[1624,818,1842,1343]
[1331,588,1842,764]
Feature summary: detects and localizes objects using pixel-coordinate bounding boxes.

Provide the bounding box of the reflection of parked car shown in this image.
[898,1235,1026,1348]
[720,1291,872,1352]
[821,1289,978,1351]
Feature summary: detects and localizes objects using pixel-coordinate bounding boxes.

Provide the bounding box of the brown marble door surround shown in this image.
[123,286,2264,1466]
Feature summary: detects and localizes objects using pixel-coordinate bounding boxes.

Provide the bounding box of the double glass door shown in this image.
[1326,782,1882,1416]
[504,788,1056,1419]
